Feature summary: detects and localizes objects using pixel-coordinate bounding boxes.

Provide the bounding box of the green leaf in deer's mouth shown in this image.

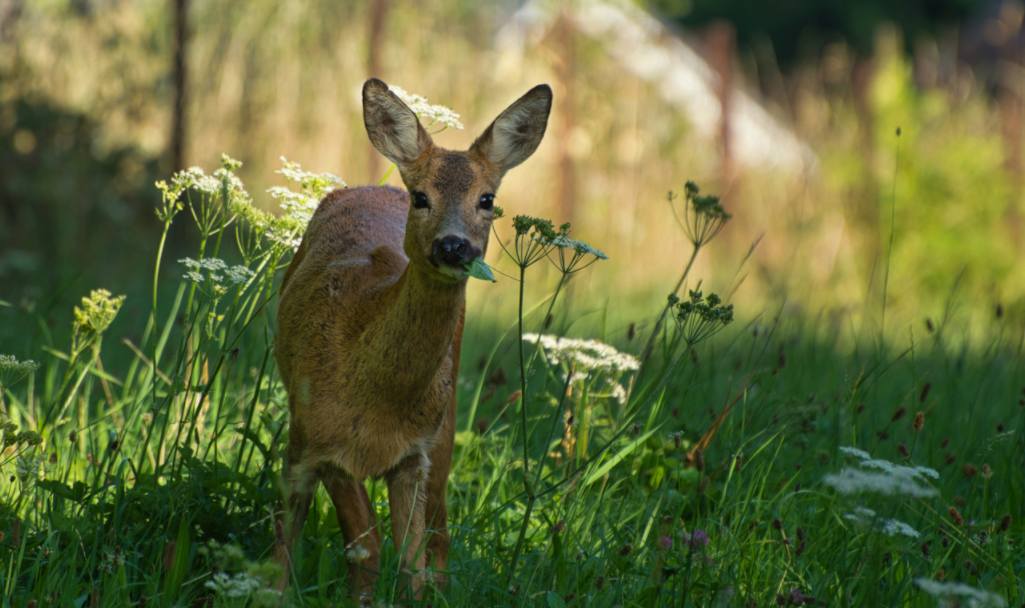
[465,257,496,282]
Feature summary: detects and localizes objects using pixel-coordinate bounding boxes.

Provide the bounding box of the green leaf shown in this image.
[465,257,496,282]
[581,429,657,488]
[38,480,89,502]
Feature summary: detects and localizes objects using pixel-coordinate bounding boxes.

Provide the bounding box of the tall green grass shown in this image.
[1,153,1023,607]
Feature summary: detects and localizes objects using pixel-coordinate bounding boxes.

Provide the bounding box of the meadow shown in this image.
[1,135,1022,606]
[2,3,1025,605]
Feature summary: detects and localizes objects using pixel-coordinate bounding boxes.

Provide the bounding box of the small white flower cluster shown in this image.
[266,157,346,247]
[204,571,278,599]
[843,506,921,538]
[345,544,371,563]
[389,84,464,130]
[180,257,254,288]
[523,333,640,374]
[546,234,608,260]
[172,166,220,195]
[0,354,39,377]
[824,446,939,497]
[158,163,250,203]
[914,578,1006,608]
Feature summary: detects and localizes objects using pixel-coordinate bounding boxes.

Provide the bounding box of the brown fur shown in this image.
[274,78,551,602]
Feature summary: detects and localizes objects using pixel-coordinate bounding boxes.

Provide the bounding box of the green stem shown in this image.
[540,271,570,332]
[639,244,700,368]
[152,222,171,313]
[507,262,534,588]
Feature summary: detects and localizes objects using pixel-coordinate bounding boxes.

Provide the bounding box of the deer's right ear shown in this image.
[363,78,432,166]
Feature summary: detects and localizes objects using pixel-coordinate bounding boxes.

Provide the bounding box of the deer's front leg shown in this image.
[386,452,429,596]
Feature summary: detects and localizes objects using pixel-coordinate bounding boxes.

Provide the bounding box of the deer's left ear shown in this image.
[471,84,552,174]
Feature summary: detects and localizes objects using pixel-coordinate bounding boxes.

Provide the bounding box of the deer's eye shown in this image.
[479,193,495,211]
[411,191,430,210]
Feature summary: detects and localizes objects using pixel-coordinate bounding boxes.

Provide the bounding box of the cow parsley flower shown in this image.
[205,571,265,598]
[265,157,346,248]
[523,333,640,373]
[913,578,1006,607]
[839,446,872,460]
[844,506,921,538]
[824,468,938,498]
[0,354,39,387]
[71,289,125,356]
[180,258,254,295]
[670,180,731,247]
[826,447,939,497]
[389,84,464,130]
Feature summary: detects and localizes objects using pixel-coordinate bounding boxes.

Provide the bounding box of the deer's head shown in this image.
[363,78,552,282]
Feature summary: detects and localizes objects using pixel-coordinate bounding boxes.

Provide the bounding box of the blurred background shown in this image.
[1,0,1023,347]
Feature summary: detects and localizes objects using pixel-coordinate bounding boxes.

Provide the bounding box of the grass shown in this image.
[1,156,1023,608]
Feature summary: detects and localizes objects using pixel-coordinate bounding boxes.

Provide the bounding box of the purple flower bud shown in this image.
[689,529,709,549]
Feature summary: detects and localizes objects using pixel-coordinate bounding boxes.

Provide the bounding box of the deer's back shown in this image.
[275,186,410,388]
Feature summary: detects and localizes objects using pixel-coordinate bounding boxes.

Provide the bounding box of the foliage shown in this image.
[650,0,979,63]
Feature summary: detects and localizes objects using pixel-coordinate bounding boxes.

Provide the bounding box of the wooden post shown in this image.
[707,21,736,194]
[851,56,880,271]
[553,12,577,226]
[366,0,390,182]
[170,0,188,171]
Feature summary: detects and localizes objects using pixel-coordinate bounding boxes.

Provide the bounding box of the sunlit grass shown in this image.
[0,153,1022,607]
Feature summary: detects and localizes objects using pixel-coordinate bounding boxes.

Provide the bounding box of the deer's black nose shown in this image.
[432,235,473,268]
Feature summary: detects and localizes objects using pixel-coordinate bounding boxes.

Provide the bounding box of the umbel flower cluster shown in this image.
[71,289,125,357]
[180,257,255,292]
[672,290,734,346]
[523,333,640,375]
[670,180,732,247]
[843,506,920,539]
[0,354,39,388]
[388,84,464,131]
[825,446,939,497]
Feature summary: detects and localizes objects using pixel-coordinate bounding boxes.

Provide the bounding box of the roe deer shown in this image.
[274,78,552,601]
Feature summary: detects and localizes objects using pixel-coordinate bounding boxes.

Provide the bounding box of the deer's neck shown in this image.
[363,263,465,402]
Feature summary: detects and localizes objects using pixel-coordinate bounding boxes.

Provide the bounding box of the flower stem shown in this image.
[507,262,534,587]
[639,243,701,368]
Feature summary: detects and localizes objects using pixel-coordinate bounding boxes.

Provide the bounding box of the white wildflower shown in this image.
[204,572,267,598]
[0,354,39,386]
[266,158,346,244]
[180,258,253,288]
[861,457,940,480]
[546,234,608,259]
[844,506,921,538]
[276,157,345,194]
[175,166,220,195]
[389,85,464,130]
[839,446,872,460]
[914,578,1006,608]
[826,447,939,497]
[564,371,590,384]
[824,467,938,498]
[610,383,628,404]
[345,544,371,563]
[524,333,640,374]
